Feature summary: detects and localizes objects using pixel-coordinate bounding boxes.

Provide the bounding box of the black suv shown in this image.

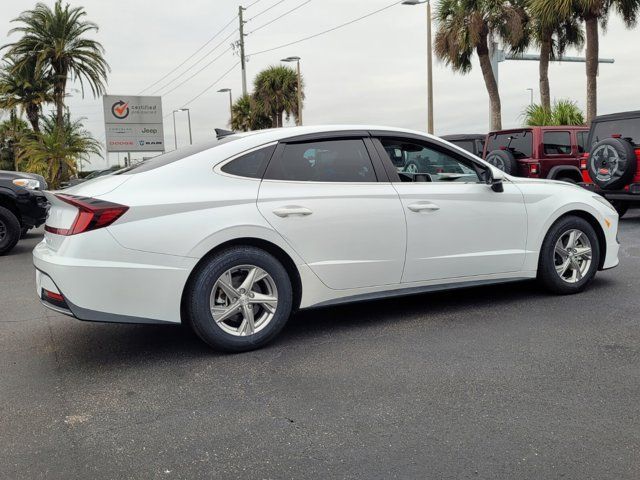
[580,110,640,217]
[441,134,486,157]
[0,170,48,255]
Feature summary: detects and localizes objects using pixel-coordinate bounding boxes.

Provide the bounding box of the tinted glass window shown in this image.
[486,131,532,159]
[576,131,588,153]
[221,145,276,178]
[543,131,571,155]
[451,140,475,154]
[265,140,376,182]
[590,117,640,148]
[379,138,481,183]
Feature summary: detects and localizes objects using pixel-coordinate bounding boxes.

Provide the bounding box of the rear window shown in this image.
[589,117,640,148]
[486,131,532,159]
[119,136,240,174]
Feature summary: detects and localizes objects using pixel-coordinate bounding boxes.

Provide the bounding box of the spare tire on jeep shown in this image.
[587,137,637,190]
[485,149,518,175]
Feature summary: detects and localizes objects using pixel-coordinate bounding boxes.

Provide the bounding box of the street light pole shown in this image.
[526,88,534,105]
[218,88,233,125]
[281,56,303,126]
[402,0,433,134]
[172,108,192,149]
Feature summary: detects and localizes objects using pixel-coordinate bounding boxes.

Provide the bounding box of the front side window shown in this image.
[486,131,533,159]
[379,138,482,183]
[543,131,572,155]
[264,139,376,182]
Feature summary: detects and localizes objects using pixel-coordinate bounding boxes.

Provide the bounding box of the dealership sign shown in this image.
[103,95,164,152]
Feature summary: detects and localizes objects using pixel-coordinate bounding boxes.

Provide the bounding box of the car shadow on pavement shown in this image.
[50,275,613,364]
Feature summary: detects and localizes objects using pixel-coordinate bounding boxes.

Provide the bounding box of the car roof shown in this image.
[592,110,640,123]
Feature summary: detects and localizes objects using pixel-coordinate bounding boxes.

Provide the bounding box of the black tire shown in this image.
[485,149,518,175]
[186,246,293,352]
[537,215,600,295]
[0,206,21,256]
[588,138,637,190]
[611,201,629,218]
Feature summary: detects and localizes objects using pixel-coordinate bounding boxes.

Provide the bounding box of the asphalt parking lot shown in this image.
[2,216,640,480]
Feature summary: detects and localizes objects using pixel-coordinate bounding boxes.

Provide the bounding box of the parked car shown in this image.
[0,170,48,255]
[441,134,486,157]
[484,126,589,183]
[34,125,619,352]
[578,110,640,217]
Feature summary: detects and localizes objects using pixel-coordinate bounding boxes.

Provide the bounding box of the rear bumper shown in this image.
[579,182,640,203]
[33,232,197,325]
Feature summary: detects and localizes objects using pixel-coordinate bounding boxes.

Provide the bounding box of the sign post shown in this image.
[103,95,165,155]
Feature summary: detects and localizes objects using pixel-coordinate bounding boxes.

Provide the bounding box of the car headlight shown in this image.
[593,195,616,212]
[13,178,41,190]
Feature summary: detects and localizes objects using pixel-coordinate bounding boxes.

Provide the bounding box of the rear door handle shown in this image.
[272,206,313,218]
[407,202,440,212]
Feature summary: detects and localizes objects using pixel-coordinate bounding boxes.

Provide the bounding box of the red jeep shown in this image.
[483,126,589,183]
[579,110,640,217]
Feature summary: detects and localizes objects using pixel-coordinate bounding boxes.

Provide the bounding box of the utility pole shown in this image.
[238,6,247,96]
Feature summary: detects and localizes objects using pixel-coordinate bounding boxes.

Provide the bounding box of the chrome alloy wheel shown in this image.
[209,265,278,337]
[404,163,419,174]
[0,220,5,242]
[554,229,592,283]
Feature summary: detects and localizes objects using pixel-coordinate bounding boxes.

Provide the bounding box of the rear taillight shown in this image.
[529,163,540,175]
[580,154,589,170]
[45,194,128,236]
[635,148,640,162]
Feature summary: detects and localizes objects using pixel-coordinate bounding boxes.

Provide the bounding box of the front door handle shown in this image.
[272,206,313,218]
[407,202,440,212]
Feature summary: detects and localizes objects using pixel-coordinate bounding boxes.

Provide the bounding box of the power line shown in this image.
[137,15,237,95]
[248,0,403,57]
[247,0,287,22]
[160,46,235,98]
[150,29,238,96]
[248,0,311,35]
[163,62,240,117]
[245,0,264,8]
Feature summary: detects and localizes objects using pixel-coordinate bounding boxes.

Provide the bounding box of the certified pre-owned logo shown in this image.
[111,100,129,119]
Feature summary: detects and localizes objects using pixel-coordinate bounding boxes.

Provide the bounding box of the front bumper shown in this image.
[17,190,48,228]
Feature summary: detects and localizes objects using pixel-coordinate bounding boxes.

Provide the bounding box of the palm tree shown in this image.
[522,98,585,125]
[253,65,303,128]
[435,0,529,130]
[5,0,110,133]
[17,112,101,187]
[530,0,640,123]
[0,110,30,171]
[0,56,54,132]
[230,94,271,132]
[526,0,584,110]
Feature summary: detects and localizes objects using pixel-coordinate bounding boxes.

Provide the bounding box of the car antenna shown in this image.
[215,128,235,140]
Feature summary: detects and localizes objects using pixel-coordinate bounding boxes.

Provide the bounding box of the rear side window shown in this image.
[451,140,475,154]
[221,145,276,178]
[486,131,532,159]
[589,117,640,148]
[543,131,571,155]
[264,139,376,182]
[577,131,588,153]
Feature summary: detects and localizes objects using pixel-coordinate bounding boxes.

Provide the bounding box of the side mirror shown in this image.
[487,168,505,192]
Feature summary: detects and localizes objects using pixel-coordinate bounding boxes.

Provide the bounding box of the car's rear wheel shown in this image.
[186,246,293,352]
[537,216,600,294]
[0,206,21,256]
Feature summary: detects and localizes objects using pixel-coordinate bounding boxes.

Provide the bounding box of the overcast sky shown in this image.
[2,0,639,169]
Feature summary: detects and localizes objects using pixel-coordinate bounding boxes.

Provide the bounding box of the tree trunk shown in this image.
[585,16,599,124]
[539,35,552,111]
[477,40,502,131]
[54,71,68,185]
[26,104,40,133]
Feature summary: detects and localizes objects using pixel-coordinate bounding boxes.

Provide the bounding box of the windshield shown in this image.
[486,131,532,159]
[589,117,640,148]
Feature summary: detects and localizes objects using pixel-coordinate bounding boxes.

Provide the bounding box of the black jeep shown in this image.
[580,110,640,217]
[0,170,48,255]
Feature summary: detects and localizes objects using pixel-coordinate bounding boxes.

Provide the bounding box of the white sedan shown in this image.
[34,126,620,351]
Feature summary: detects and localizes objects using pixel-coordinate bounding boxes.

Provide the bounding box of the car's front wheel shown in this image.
[537,215,600,294]
[0,206,21,256]
[186,246,293,352]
